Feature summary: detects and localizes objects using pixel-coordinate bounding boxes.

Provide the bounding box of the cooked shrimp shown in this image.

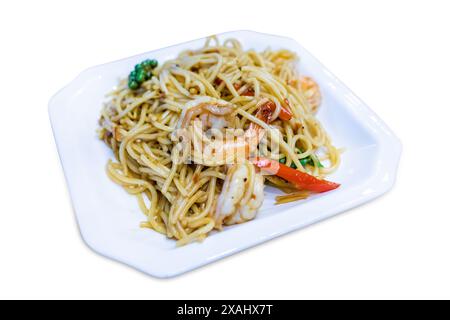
[178,96,235,129]
[299,76,322,114]
[177,97,273,166]
[215,162,265,227]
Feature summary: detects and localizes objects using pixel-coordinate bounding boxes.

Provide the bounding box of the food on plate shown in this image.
[98,36,341,245]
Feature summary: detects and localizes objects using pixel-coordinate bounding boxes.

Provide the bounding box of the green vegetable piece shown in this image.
[136,70,147,83]
[128,59,158,90]
[149,59,158,68]
[142,60,152,68]
[128,80,139,90]
[311,154,324,168]
[300,158,310,167]
[276,148,325,169]
[294,147,323,168]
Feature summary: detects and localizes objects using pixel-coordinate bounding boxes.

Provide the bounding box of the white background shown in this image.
[1,0,449,299]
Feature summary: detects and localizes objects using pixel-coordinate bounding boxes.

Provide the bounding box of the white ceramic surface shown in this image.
[49,30,401,278]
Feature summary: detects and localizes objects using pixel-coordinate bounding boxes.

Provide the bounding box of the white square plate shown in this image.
[49,30,401,278]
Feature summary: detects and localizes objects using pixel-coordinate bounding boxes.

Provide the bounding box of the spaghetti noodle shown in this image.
[98,37,341,246]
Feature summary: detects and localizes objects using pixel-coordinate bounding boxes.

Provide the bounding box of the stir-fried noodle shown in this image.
[98,37,341,245]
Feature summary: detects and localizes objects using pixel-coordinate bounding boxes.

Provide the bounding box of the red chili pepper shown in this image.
[252,157,340,193]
